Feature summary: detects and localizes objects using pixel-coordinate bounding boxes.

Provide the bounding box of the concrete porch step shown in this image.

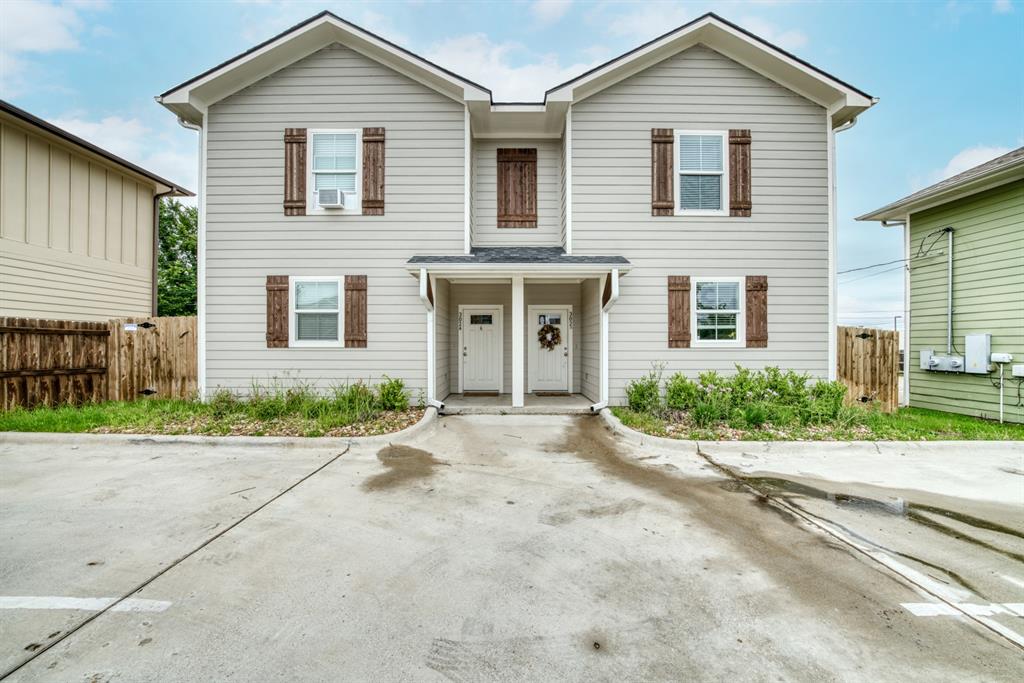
[440,394,595,415]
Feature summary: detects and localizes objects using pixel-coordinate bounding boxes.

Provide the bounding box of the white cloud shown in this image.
[738,15,808,51]
[932,145,1013,183]
[993,0,1013,12]
[531,0,573,26]
[424,33,600,101]
[51,112,197,201]
[604,2,691,42]
[0,0,108,94]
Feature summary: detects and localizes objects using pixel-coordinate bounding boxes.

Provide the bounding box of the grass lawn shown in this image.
[0,381,423,437]
[611,405,1024,441]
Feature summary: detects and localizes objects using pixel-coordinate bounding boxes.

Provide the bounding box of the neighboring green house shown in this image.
[859,147,1024,423]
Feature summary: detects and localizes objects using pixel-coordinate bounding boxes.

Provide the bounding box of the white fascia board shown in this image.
[858,164,1024,222]
[547,16,872,122]
[158,15,488,121]
[406,264,631,278]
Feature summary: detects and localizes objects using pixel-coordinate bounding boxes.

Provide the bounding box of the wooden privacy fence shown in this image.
[1,316,197,410]
[836,326,900,413]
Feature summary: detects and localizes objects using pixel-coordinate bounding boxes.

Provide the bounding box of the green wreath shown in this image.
[538,323,561,351]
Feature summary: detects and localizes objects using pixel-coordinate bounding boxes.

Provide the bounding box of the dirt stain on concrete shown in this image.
[540,498,643,526]
[363,445,444,491]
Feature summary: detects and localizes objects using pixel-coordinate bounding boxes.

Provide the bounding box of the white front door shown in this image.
[461,306,502,392]
[529,306,570,392]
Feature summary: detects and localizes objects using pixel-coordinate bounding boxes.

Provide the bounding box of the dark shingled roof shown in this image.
[408,247,629,265]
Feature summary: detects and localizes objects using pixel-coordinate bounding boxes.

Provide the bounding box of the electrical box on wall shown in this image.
[919,348,964,373]
[965,333,992,374]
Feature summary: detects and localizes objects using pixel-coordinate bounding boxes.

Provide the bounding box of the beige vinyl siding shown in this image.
[204,43,465,395]
[434,277,451,400]
[471,138,562,246]
[571,45,830,404]
[0,115,155,321]
[907,181,1024,423]
[580,278,600,401]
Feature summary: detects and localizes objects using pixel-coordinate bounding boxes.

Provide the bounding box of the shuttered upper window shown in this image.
[676,132,728,216]
[693,277,744,346]
[308,130,361,213]
[290,277,344,347]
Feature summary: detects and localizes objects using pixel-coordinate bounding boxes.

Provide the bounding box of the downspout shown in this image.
[178,115,205,398]
[419,269,444,412]
[591,268,620,413]
[945,227,954,355]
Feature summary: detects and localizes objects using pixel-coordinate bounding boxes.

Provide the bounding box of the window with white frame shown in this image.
[693,277,744,344]
[290,277,343,346]
[309,130,361,212]
[676,132,728,214]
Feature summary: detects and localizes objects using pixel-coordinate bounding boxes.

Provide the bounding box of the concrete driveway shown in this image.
[0,416,1021,681]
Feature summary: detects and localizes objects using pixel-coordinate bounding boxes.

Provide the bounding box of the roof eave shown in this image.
[545,13,874,127]
[157,12,491,122]
[857,163,1024,222]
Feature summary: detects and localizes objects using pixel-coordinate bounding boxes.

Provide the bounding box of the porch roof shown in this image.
[408,247,629,267]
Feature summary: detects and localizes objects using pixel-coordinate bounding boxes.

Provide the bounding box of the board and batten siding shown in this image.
[908,180,1024,423]
[204,43,465,395]
[570,45,830,404]
[0,115,156,320]
[471,138,562,247]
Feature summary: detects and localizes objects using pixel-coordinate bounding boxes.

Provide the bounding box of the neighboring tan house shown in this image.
[859,147,1024,424]
[0,100,192,321]
[157,11,875,409]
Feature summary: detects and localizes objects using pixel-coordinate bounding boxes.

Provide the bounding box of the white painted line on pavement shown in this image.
[0,596,171,613]
[903,602,1024,617]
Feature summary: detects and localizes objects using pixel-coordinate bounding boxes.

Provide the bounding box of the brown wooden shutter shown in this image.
[729,129,752,217]
[668,276,690,348]
[651,129,674,216]
[344,275,367,348]
[283,129,306,216]
[745,275,768,348]
[496,148,537,228]
[362,127,385,215]
[266,276,289,347]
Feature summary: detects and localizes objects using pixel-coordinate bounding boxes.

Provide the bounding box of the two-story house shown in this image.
[157,11,874,410]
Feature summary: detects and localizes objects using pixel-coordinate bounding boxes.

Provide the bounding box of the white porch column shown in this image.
[511,274,525,407]
[600,268,619,407]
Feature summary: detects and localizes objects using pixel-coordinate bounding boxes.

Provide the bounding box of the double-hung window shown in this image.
[290,276,344,347]
[309,129,361,213]
[676,131,728,215]
[693,277,744,346]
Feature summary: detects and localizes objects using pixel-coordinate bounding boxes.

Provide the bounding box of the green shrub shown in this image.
[742,402,769,428]
[332,382,378,421]
[626,366,663,414]
[691,398,721,428]
[665,372,700,410]
[376,375,409,411]
[208,389,238,418]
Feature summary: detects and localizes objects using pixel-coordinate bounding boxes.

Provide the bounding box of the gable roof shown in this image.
[858,146,1024,222]
[158,10,491,123]
[544,13,874,127]
[1,99,192,197]
[158,11,874,132]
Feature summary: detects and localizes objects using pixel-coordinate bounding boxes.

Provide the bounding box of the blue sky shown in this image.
[2,0,1022,329]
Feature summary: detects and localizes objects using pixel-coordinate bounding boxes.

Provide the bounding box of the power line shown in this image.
[839,263,907,284]
[837,257,908,275]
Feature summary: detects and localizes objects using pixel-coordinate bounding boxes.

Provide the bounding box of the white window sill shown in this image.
[290,340,344,348]
[691,339,745,348]
[674,209,728,217]
[308,208,363,216]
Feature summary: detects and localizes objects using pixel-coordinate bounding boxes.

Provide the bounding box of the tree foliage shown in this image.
[157,199,198,316]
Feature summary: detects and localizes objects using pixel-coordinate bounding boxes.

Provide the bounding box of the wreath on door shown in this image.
[538,324,562,351]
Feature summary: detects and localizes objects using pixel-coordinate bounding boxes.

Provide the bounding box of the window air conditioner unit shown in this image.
[318,188,345,208]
